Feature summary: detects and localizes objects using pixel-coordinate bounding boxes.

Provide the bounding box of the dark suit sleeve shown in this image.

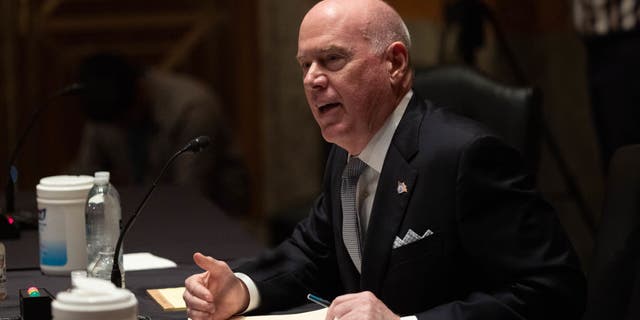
[417,136,586,320]
[233,194,343,313]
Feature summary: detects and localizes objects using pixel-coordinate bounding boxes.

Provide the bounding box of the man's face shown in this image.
[297,4,393,153]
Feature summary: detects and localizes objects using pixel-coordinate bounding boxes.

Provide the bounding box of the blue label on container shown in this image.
[41,242,67,266]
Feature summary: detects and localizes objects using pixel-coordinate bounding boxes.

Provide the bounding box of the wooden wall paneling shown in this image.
[4,0,264,218]
[1,0,19,190]
[226,1,263,218]
[6,0,262,218]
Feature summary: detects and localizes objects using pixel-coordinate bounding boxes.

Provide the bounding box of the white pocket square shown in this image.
[393,229,434,249]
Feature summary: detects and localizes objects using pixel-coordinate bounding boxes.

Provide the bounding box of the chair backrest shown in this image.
[413,65,541,171]
[583,144,640,320]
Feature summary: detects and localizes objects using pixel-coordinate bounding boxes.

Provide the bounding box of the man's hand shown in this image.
[183,252,249,320]
[326,291,400,320]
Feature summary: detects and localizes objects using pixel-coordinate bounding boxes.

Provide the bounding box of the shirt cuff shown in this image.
[234,272,261,313]
[400,316,417,320]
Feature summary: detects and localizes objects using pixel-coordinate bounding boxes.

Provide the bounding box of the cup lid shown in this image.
[53,277,137,311]
[36,175,94,200]
[38,175,94,188]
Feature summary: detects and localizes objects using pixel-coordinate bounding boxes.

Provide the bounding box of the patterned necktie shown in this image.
[341,157,367,273]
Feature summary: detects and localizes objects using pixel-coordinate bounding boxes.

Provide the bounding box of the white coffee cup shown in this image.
[36,175,94,275]
[52,277,137,320]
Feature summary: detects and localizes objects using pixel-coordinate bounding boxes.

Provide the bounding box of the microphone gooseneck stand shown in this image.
[1,83,85,239]
[110,136,210,288]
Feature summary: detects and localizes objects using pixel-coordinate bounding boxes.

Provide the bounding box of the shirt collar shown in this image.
[355,90,413,173]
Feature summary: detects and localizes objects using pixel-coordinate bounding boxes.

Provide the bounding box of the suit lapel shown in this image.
[360,95,426,292]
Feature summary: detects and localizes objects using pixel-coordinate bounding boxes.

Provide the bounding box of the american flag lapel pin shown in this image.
[397,181,408,194]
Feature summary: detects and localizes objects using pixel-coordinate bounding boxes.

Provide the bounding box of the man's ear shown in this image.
[386,42,409,85]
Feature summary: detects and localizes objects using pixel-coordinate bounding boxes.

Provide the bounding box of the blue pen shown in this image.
[307,293,331,307]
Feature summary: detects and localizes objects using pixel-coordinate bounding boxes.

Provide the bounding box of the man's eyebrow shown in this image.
[296,45,350,61]
[319,45,348,54]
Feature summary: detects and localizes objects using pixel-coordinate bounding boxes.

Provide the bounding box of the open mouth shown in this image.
[318,102,340,113]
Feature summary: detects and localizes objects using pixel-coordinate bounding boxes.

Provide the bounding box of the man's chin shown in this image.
[320,127,340,142]
[320,128,350,147]
[320,132,335,144]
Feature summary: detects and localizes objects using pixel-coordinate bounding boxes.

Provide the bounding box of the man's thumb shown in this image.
[193,252,220,272]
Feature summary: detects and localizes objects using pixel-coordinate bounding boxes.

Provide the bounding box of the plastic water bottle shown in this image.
[85,171,124,286]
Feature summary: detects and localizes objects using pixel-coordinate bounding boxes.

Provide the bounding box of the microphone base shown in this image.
[0,214,20,239]
[12,209,38,230]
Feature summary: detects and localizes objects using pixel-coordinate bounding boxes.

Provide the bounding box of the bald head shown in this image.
[302,0,411,55]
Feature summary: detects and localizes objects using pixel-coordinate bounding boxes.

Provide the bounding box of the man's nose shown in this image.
[304,63,327,90]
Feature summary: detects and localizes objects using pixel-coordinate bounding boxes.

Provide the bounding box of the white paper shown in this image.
[123,252,177,271]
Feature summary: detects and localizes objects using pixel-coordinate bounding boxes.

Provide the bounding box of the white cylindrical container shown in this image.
[52,277,137,320]
[36,175,94,275]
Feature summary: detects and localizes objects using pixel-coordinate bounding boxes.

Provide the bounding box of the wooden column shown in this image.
[1,0,18,186]
[227,1,263,218]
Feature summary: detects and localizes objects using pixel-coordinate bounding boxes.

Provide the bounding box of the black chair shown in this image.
[583,144,640,320]
[413,65,596,234]
[414,65,541,172]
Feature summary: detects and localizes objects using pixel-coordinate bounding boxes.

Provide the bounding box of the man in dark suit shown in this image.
[183,0,586,319]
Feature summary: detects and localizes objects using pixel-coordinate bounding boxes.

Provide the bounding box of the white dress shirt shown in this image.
[355,91,412,238]
[238,91,417,320]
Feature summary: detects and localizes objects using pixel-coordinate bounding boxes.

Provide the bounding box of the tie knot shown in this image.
[343,157,367,179]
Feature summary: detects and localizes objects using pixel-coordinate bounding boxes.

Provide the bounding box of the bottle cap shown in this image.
[70,270,88,288]
[94,172,110,185]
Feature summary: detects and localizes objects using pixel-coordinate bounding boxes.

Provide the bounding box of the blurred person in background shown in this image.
[71,53,250,216]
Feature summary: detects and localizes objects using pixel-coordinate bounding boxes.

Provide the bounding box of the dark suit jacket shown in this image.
[235,94,586,319]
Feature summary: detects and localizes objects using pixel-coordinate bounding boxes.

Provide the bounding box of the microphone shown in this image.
[1,82,85,239]
[110,135,211,287]
[182,135,211,153]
